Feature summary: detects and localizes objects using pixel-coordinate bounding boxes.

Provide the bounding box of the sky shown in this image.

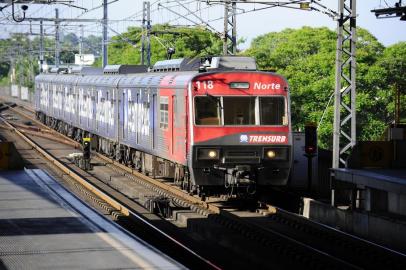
[0,0,404,49]
[105,0,406,49]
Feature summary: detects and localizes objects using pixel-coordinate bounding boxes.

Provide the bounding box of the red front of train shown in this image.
[187,71,292,192]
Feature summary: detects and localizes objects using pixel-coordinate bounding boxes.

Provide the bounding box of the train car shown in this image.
[35,56,292,196]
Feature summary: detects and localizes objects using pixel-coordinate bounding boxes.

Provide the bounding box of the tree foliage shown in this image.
[95,24,222,66]
[0,25,404,151]
[0,33,102,88]
[245,27,405,149]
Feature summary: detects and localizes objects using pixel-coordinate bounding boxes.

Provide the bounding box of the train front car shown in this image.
[189,70,292,195]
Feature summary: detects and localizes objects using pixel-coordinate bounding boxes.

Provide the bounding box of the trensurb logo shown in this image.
[240,134,249,143]
[249,135,287,144]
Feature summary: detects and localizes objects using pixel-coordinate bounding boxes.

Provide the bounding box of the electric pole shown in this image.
[55,8,60,68]
[332,0,357,168]
[102,0,108,67]
[223,0,237,55]
[39,20,44,72]
[55,8,61,68]
[79,24,84,66]
[141,1,151,66]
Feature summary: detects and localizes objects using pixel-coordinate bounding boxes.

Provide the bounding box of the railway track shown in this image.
[1,100,406,269]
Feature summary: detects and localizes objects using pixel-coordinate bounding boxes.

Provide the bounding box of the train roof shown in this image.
[35,56,262,88]
[151,56,257,72]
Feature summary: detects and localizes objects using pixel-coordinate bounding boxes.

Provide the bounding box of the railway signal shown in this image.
[305,123,317,155]
[304,123,317,193]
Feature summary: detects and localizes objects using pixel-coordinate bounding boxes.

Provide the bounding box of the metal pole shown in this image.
[307,155,314,192]
[223,2,229,55]
[141,3,145,65]
[332,0,343,169]
[395,84,400,126]
[79,24,83,66]
[332,0,357,168]
[55,8,60,68]
[223,1,237,55]
[39,20,44,73]
[141,1,150,66]
[102,0,108,67]
[146,1,151,67]
[350,0,357,153]
[231,1,237,54]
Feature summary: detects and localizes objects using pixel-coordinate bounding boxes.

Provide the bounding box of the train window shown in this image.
[195,96,221,126]
[160,96,169,130]
[223,97,256,125]
[259,97,286,125]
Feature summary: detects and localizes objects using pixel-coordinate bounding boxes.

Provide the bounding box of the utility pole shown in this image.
[331,0,356,207]
[39,20,44,72]
[141,1,151,66]
[146,2,151,67]
[223,0,237,55]
[102,0,108,67]
[79,24,84,66]
[332,0,357,168]
[55,8,60,68]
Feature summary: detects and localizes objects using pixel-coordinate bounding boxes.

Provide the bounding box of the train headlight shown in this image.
[264,148,288,161]
[208,150,218,158]
[266,150,276,159]
[197,148,220,160]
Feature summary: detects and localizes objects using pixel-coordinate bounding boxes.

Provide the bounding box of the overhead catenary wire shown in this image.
[0,0,346,69]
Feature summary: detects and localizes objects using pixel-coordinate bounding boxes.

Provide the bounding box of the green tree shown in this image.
[244,27,396,149]
[95,24,222,67]
[368,42,406,125]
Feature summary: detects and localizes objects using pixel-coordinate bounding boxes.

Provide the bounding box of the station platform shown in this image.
[331,168,406,216]
[0,169,184,269]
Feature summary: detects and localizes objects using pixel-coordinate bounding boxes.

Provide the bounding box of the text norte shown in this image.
[253,82,281,90]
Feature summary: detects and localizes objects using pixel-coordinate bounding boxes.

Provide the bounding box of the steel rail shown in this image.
[5,102,223,214]
[0,116,222,270]
[6,103,405,268]
[4,106,360,269]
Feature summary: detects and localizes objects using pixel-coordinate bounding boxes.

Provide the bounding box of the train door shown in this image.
[96,90,100,132]
[135,92,140,144]
[74,84,79,125]
[172,92,186,163]
[152,92,156,149]
[105,90,110,137]
[89,87,94,130]
[158,94,170,156]
[157,90,186,163]
[138,89,151,151]
[122,90,126,140]
[78,87,83,126]
[50,84,55,117]
[88,87,92,131]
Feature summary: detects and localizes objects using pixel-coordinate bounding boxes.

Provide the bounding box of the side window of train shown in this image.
[160,96,169,130]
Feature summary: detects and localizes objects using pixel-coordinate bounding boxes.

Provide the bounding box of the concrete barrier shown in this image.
[11,84,19,98]
[303,198,406,253]
[21,86,29,101]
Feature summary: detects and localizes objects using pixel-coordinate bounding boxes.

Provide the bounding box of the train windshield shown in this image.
[259,97,286,125]
[195,96,287,126]
[223,97,256,125]
[195,96,221,125]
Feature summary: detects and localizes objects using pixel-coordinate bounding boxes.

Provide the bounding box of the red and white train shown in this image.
[35,56,292,196]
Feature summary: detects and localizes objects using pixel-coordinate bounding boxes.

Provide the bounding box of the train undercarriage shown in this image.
[36,112,285,198]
